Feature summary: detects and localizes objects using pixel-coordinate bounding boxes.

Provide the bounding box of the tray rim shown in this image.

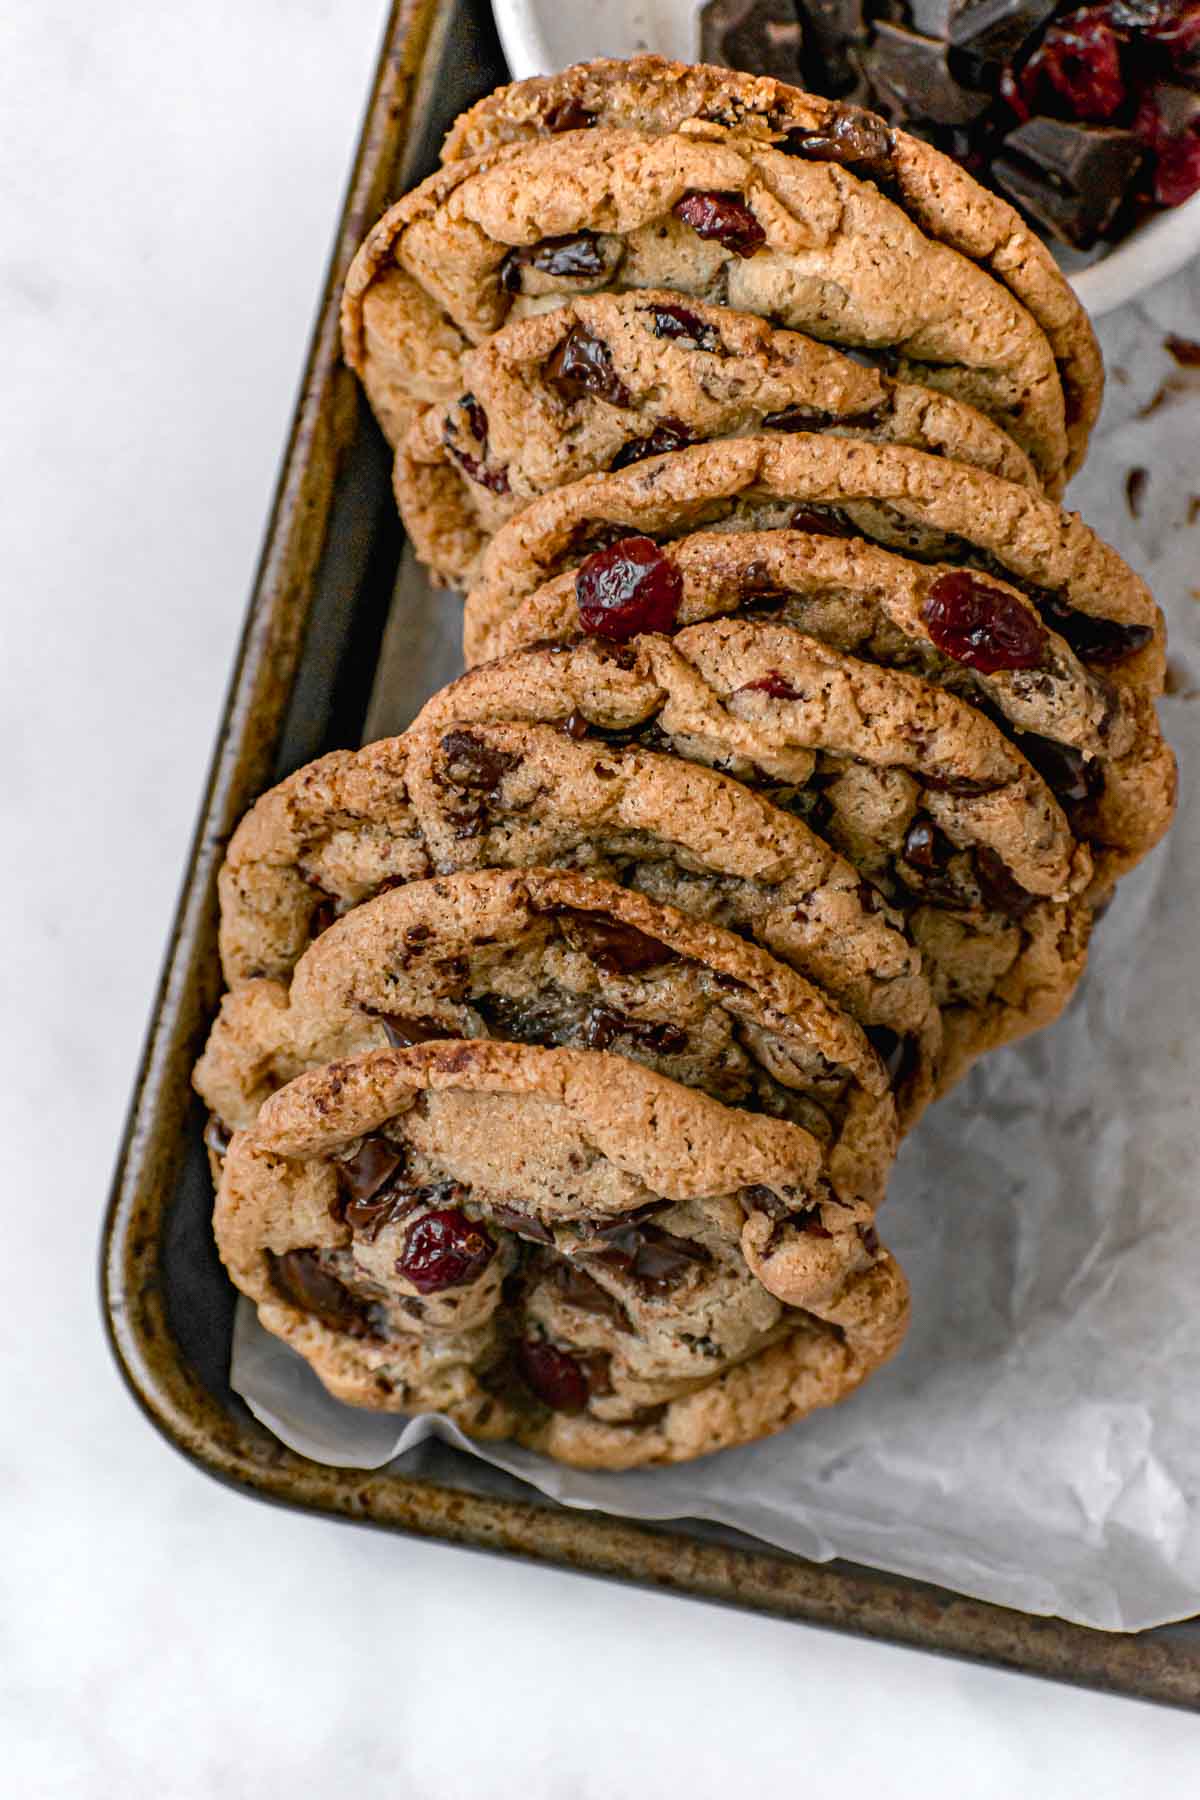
[99,0,1200,1713]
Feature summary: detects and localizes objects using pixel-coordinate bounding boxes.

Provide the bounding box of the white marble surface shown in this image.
[4,3,1200,1790]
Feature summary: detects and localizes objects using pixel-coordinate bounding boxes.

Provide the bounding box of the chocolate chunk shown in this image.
[581,1006,688,1057]
[947,0,1058,66]
[609,419,696,471]
[583,1221,713,1296]
[993,118,1145,248]
[645,303,721,351]
[489,1204,555,1245]
[343,1179,430,1243]
[784,103,895,178]
[378,1014,452,1048]
[500,232,611,292]
[543,99,597,132]
[546,325,633,408]
[561,708,591,740]
[268,1250,374,1338]
[309,895,337,939]
[557,908,679,975]
[976,846,1038,918]
[443,393,510,495]
[789,504,856,536]
[549,1260,634,1331]
[740,1183,791,1219]
[1015,733,1103,807]
[700,0,806,81]
[862,23,992,126]
[902,815,950,870]
[336,1136,404,1205]
[763,400,885,429]
[1034,592,1153,665]
[438,729,522,837]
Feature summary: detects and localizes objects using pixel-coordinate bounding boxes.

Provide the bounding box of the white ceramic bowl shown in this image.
[492,0,1200,317]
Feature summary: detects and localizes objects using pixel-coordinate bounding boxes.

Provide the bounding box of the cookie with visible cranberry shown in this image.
[438,55,1102,477]
[218,720,936,1053]
[412,625,1093,1095]
[397,288,1038,585]
[465,508,1173,899]
[216,1040,909,1468]
[342,126,1070,492]
[197,867,897,1219]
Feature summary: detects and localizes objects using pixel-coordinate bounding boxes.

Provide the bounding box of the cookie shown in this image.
[216,1041,909,1467]
[218,720,937,1055]
[196,867,897,1221]
[413,626,1093,1092]
[439,56,1102,476]
[467,514,1174,895]
[397,288,1038,585]
[342,128,1070,492]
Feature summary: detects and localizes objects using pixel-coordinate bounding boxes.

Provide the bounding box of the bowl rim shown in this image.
[492,0,1200,319]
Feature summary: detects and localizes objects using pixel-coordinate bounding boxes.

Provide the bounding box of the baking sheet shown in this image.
[233,259,1200,1633]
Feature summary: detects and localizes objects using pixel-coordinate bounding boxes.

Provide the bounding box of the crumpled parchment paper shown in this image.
[232,260,1200,1632]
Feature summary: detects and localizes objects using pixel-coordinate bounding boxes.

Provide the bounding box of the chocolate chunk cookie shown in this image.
[218,720,937,1056]
[216,1041,909,1467]
[398,288,1038,584]
[196,866,897,1219]
[413,625,1093,1094]
[342,128,1070,492]
[466,505,1174,897]
[439,55,1102,476]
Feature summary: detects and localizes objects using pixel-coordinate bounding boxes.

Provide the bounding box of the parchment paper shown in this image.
[233,261,1200,1631]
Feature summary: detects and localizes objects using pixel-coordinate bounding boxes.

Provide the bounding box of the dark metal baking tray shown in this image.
[100,0,1200,1710]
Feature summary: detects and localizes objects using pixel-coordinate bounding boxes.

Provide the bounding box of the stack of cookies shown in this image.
[196,58,1175,1472]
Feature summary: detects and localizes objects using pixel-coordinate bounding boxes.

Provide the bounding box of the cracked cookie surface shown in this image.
[216,1041,909,1468]
[343,128,1070,492]
[438,56,1102,476]
[397,288,1038,584]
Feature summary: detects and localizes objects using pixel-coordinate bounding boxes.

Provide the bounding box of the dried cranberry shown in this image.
[336,1136,404,1205]
[557,908,678,974]
[1021,11,1126,123]
[546,325,632,408]
[922,572,1046,674]
[399,1208,495,1294]
[1034,592,1154,665]
[516,1339,590,1412]
[609,419,695,470]
[674,190,766,257]
[575,537,682,642]
[738,671,800,700]
[1153,124,1200,207]
[543,99,597,132]
[500,232,609,292]
[645,304,720,351]
[268,1251,373,1337]
[789,505,856,537]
